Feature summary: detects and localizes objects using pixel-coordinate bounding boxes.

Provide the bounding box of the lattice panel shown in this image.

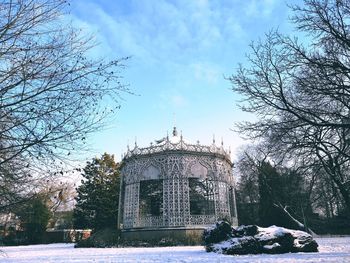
[216,182,231,218]
[189,215,218,225]
[122,183,139,228]
[138,216,163,228]
[120,149,237,230]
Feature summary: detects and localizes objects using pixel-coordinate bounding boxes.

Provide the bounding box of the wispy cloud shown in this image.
[68,0,291,158]
[191,62,221,85]
[157,90,189,110]
[244,0,277,18]
[171,94,188,108]
[69,0,247,65]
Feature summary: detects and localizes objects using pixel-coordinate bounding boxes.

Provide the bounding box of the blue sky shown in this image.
[69,0,300,162]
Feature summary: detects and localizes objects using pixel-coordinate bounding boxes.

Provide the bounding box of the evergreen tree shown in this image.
[17,197,51,244]
[257,161,313,231]
[236,149,314,231]
[258,162,281,227]
[73,153,120,230]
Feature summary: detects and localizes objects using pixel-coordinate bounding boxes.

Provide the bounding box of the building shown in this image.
[118,127,237,243]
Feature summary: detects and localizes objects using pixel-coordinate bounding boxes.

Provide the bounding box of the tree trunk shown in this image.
[274,203,316,235]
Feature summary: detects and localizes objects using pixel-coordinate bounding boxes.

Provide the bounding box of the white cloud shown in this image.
[69,0,246,66]
[171,94,188,107]
[157,90,189,110]
[191,62,221,85]
[262,0,276,17]
[245,0,258,17]
[244,0,276,18]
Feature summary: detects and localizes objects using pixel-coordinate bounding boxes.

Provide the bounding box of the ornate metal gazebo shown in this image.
[117,127,237,242]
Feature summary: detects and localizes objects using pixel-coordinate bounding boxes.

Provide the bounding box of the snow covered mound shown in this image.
[204,223,318,255]
[203,221,234,245]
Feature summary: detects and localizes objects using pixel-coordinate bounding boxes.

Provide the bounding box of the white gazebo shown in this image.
[118,127,237,243]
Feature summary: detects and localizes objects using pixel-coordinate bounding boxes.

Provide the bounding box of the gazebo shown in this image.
[117,127,237,243]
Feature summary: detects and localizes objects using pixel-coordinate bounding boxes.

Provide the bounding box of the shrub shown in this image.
[75,228,119,248]
[203,220,233,245]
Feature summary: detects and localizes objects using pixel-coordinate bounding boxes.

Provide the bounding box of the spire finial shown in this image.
[221,137,224,146]
[173,112,176,127]
[135,136,137,147]
[173,126,178,136]
[213,134,216,144]
[172,112,178,136]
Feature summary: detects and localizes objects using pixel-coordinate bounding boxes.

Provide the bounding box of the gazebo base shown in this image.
[120,227,207,245]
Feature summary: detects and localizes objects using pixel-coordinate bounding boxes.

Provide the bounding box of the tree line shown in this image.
[232,0,350,234]
[2,0,350,245]
[0,0,127,245]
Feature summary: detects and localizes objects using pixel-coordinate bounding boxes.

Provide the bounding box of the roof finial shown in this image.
[173,112,176,127]
[172,112,178,136]
[180,130,183,141]
[173,126,178,136]
[135,136,137,147]
[221,137,224,146]
[213,134,216,144]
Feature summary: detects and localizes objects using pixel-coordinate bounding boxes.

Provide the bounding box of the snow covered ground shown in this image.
[0,237,350,263]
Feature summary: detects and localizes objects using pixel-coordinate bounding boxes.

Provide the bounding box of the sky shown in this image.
[68,0,300,162]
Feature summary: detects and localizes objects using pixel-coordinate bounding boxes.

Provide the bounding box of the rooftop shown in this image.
[122,127,232,163]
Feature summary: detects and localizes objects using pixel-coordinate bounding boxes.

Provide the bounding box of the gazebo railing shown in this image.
[122,214,225,229]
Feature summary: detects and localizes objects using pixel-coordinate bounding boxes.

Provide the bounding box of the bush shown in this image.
[75,228,119,248]
[203,220,233,245]
[0,231,27,246]
[234,225,259,237]
[120,235,200,247]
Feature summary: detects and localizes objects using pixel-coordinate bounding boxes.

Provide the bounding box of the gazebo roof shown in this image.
[122,127,232,164]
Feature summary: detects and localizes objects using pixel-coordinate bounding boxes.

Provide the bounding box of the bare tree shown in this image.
[235,145,315,233]
[230,0,350,215]
[0,0,129,212]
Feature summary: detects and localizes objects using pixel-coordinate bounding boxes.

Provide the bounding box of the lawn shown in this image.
[0,237,349,262]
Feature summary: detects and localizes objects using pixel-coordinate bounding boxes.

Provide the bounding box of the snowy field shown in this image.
[0,237,350,263]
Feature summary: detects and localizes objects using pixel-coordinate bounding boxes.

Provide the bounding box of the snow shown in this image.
[263,243,281,250]
[1,237,350,263]
[211,236,255,254]
[212,239,235,251]
[255,225,310,241]
[255,225,315,249]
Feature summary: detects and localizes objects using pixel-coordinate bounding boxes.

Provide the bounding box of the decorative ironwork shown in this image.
[123,133,231,163]
[118,129,237,230]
